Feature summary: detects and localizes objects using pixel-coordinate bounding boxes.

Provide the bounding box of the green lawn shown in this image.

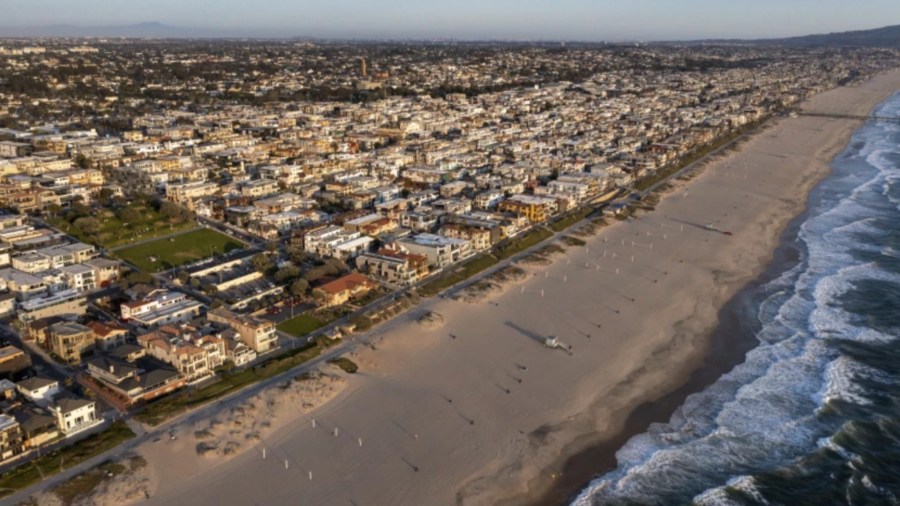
[328,357,359,374]
[494,227,554,260]
[114,228,244,272]
[0,421,135,499]
[418,254,499,297]
[277,314,326,337]
[550,206,595,232]
[49,206,195,249]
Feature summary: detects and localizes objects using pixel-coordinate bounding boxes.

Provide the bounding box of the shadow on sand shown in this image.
[504,321,548,345]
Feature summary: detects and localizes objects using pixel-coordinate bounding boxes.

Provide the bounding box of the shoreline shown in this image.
[101,71,900,506]
[529,205,805,506]
[520,79,900,506]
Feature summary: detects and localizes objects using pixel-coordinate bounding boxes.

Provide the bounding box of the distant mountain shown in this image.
[0,22,248,39]
[689,24,900,48]
[764,24,900,48]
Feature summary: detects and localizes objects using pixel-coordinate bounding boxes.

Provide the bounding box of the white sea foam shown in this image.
[693,476,770,506]
[571,99,900,505]
[823,356,874,406]
[818,435,855,460]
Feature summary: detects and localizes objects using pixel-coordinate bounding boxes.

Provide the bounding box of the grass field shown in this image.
[277,314,327,337]
[49,206,195,249]
[418,254,499,297]
[114,228,244,272]
[494,227,554,260]
[550,206,595,232]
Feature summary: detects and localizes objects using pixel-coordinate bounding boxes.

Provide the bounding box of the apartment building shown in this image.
[498,194,559,223]
[165,181,219,204]
[120,290,204,327]
[137,330,212,382]
[17,289,87,322]
[0,414,25,462]
[48,321,96,364]
[397,233,474,269]
[86,321,129,351]
[355,246,429,287]
[208,307,278,354]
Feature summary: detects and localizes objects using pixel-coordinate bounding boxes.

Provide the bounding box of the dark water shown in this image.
[573,93,900,506]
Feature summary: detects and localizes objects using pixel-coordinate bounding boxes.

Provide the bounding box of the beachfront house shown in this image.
[313,273,377,307]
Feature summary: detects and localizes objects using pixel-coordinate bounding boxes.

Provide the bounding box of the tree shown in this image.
[275,265,301,283]
[45,204,63,218]
[98,188,115,204]
[286,245,309,264]
[324,257,348,274]
[311,287,328,303]
[124,270,154,287]
[160,201,186,220]
[251,253,273,274]
[67,203,92,222]
[73,217,101,236]
[290,279,309,297]
[117,207,141,224]
[74,153,92,169]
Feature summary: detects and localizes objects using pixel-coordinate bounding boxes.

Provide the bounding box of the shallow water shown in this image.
[573,93,900,506]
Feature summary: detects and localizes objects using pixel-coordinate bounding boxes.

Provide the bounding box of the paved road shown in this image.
[0,323,69,383]
[0,325,361,505]
[2,122,768,504]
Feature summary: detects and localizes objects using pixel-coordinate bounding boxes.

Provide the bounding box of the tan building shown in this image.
[137,328,211,382]
[440,224,493,252]
[313,273,377,307]
[194,334,227,369]
[48,321,95,364]
[355,247,429,287]
[208,308,278,354]
[499,194,559,223]
[0,414,25,462]
[86,321,128,351]
[84,258,121,287]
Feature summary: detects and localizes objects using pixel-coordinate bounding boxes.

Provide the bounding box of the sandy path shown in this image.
[132,70,900,506]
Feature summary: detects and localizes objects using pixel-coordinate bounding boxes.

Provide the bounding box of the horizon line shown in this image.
[0,21,896,44]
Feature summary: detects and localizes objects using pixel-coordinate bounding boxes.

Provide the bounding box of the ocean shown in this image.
[572,92,900,506]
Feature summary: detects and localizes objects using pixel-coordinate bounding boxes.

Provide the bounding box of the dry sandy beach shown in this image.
[71,70,900,506]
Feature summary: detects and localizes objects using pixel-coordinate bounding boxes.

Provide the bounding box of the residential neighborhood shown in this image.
[0,37,898,502]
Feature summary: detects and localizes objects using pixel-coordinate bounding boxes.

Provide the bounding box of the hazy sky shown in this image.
[3,0,900,40]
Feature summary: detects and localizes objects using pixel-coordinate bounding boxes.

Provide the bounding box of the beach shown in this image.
[100,70,900,506]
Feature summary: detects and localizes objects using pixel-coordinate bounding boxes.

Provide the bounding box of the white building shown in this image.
[120,290,203,327]
[398,233,474,269]
[15,377,60,407]
[52,397,98,435]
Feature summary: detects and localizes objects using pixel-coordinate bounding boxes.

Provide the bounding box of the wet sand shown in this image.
[130,70,900,506]
[530,216,804,505]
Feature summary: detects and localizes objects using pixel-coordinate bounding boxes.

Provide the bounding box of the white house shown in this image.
[15,377,60,407]
[52,396,98,435]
